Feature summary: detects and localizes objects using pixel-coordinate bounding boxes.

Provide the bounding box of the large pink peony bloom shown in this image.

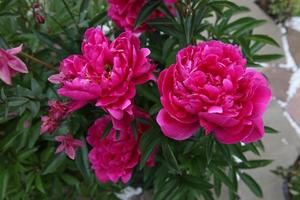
[0,45,28,85]
[49,28,155,124]
[156,40,272,144]
[108,0,176,33]
[87,115,155,183]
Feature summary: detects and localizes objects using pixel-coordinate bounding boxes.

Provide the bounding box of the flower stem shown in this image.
[20,52,56,70]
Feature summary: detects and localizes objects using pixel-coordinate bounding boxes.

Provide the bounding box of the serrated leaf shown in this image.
[135,0,161,28]
[239,172,263,198]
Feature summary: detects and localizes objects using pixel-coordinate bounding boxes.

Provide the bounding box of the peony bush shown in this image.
[0,0,281,199]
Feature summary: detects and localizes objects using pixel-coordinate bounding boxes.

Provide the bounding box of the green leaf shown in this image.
[135,0,161,28]
[137,85,160,103]
[79,0,91,22]
[8,97,28,107]
[208,1,239,9]
[0,131,20,152]
[264,126,279,134]
[214,175,222,197]
[162,143,180,172]
[131,120,138,139]
[237,159,273,169]
[239,172,263,198]
[18,148,38,161]
[75,138,91,178]
[209,165,235,190]
[61,174,80,186]
[35,175,45,193]
[206,135,214,164]
[139,129,160,169]
[182,175,213,190]
[89,11,107,26]
[247,34,280,47]
[101,121,113,140]
[253,54,283,62]
[154,179,178,200]
[42,153,66,175]
[0,35,8,49]
[0,171,9,199]
[233,20,266,37]
[223,17,256,33]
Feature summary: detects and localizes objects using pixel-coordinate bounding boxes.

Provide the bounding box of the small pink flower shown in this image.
[49,28,155,125]
[0,45,28,85]
[41,100,85,134]
[156,41,272,144]
[55,135,83,160]
[87,115,155,183]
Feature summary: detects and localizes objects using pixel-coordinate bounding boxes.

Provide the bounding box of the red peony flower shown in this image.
[156,40,272,144]
[49,28,155,127]
[87,115,155,183]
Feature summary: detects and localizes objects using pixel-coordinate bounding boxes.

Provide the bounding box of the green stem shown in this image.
[20,52,56,70]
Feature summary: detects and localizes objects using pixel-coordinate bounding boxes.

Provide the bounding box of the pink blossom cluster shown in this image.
[41,100,85,134]
[87,115,155,183]
[157,40,272,144]
[108,0,176,33]
[0,45,28,85]
[48,27,156,181]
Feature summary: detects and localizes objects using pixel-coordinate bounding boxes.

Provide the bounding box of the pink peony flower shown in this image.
[0,45,28,85]
[41,100,85,134]
[156,40,272,144]
[55,135,83,160]
[108,0,175,33]
[49,28,155,125]
[87,115,155,183]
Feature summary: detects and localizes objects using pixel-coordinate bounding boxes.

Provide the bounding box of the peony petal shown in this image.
[8,57,28,73]
[156,109,199,140]
[6,44,23,55]
[241,118,264,143]
[0,62,12,85]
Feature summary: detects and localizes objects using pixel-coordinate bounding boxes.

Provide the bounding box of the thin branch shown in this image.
[20,52,56,70]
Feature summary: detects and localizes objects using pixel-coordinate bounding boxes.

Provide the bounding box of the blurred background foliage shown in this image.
[0,0,282,199]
